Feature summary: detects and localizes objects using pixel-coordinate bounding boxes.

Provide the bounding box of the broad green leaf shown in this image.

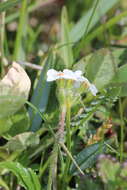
[119,86,127,97]
[0,62,31,118]
[70,142,107,175]
[73,53,92,73]
[5,132,39,151]
[60,6,73,68]
[0,0,21,13]
[0,107,29,136]
[6,107,30,136]
[0,161,41,190]
[70,0,119,43]
[112,64,127,83]
[29,53,55,131]
[0,117,12,135]
[0,96,25,119]
[85,49,117,89]
[111,64,127,96]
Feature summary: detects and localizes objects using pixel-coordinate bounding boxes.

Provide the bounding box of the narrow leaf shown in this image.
[70,141,107,175]
[60,6,73,68]
[70,0,118,43]
[13,0,28,61]
[0,0,21,13]
[29,53,55,131]
[0,161,41,190]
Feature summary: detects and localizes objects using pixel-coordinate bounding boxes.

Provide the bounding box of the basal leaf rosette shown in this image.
[0,62,31,118]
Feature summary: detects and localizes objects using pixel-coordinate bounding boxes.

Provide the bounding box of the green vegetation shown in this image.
[0,0,127,189]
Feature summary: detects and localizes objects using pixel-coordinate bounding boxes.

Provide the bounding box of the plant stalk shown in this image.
[47,106,66,190]
[62,103,71,188]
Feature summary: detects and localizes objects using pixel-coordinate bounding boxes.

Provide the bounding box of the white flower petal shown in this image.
[78,76,89,83]
[63,69,76,80]
[47,69,60,81]
[74,70,82,77]
[89,84,98,96]
[63,69,74,74]
[47,69,58,77]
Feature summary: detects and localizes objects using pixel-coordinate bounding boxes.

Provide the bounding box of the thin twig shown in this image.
[60,142,85,176]
[18,61,43,70]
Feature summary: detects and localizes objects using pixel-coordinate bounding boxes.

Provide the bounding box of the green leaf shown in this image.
[29,53,55,131]
[73,53,92,72]
[60,6,73,68]
[13,0,28,61]
[0,107,30,136]
[0,96,25,118]
[6,107,30,137]
[111,64,127,97]
[5,132,40,151]
[85,49,117,89]
[0,0,21,13]
[0,117,12,135]
[112,64,127,84]
[70,141,107,175]
[70,0,118,43]
[0,161,41,190]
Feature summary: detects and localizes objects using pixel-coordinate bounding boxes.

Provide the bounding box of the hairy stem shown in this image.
[62,103,71,188]
[47,106,66,190]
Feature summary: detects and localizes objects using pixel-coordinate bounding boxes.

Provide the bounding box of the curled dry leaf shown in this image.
[0,62,31,118]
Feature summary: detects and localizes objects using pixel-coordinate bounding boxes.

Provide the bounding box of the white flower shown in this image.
[63,69,77,80]
[47,69,64,81]
[88,84,98,96]
[47,69,85,81]
[47,69,79,81]
[47,69,98,96]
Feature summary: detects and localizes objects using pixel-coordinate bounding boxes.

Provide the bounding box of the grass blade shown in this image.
[0,0,21,13]
[13,0,28,61]
[70,0,118,43]
[60,6,73,68]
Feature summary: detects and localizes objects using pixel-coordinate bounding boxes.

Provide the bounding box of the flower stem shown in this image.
[47,143,58,190]
[66,103,71,153]
[47,106,66,190]
[62,102,71,187]
[57,106,66,143]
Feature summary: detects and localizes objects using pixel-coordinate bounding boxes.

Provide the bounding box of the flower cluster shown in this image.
[47,69,98,96]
